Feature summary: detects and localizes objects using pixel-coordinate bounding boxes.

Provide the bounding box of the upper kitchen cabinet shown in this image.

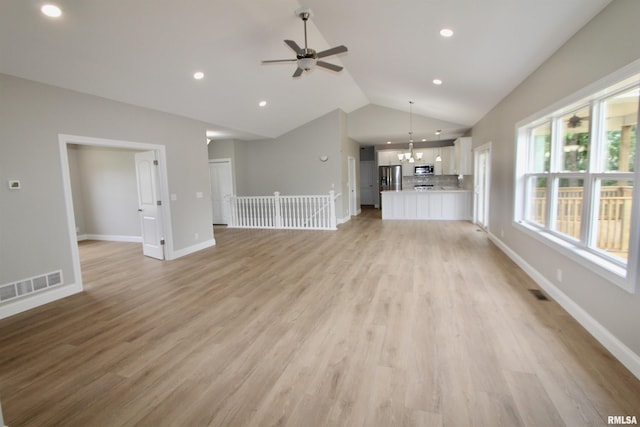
[402,159,414,176]
[415,149,435,164]
[454,137,472,175]
[378,150,401,166]
[434,146,455,175]
[441,146,455,175]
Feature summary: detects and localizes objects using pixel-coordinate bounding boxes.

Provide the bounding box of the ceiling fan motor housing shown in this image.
[297,48,317,70]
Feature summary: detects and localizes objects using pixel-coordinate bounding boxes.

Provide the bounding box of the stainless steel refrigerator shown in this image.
[379,165,402,208]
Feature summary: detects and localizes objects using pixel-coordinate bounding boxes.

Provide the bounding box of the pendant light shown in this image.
[435,129,442,162]
[397,101,423,163]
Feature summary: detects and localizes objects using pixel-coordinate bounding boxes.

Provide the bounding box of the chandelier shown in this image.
[397,101,423,163]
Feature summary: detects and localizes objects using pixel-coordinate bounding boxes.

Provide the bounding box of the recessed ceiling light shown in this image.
[435,130,442,135]
[41,4,62,18]
[440,28,454,37]
[259,100,267,107]
[193,71,204,80]
[421,138,427,142]
[386,141,391,144]
[433,79,443,85]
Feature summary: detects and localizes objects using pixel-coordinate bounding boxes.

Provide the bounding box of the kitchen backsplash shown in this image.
[403,174,460,188]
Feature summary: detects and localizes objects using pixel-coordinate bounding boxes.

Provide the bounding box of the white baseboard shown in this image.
[77,234,142,243]
[487,232,640,381]
[0,283,82,321]
[169,239,216,260]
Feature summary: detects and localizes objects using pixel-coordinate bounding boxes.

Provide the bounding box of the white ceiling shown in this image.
[0,0,611,144]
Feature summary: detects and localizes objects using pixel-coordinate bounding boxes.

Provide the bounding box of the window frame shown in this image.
[514,63,640,293]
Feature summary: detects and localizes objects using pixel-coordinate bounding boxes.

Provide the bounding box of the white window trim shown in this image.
[513,59,640,294]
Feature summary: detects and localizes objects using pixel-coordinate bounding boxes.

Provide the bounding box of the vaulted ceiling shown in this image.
[0,0,611,144]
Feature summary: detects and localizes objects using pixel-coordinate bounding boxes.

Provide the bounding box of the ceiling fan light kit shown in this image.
[262,7,348,78]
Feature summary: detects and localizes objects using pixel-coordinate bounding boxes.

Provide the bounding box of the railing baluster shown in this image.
[225,192,340,231]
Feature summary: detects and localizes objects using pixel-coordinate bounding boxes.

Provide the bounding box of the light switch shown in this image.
[8,180,21,190]
[170,193,177,201]
[196,191,203,199]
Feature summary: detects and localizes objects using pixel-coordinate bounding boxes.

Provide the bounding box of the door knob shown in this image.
[138,209,143,212]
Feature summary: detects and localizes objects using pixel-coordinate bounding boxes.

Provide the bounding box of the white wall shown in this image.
[0,73,214,317]
[471,0,640,364]
[68,145,141,240]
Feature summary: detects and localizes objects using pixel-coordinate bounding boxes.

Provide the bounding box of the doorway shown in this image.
[209,159,234,225]
[59,134,172,290]
[359,160,377,206]
[473,142,491,230]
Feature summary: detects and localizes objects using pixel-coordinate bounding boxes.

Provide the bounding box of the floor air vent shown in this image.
[528,288,549,301]
[0,270,64,303]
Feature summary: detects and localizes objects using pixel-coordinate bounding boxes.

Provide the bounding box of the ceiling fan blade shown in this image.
[317,45,348,58]
[284,40,303,54]
[262,59,297,64]
[316,61,343,72]
[292,67,304,78]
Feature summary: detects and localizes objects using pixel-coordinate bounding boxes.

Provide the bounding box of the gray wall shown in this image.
[0,73,214,292]
[471,0,640,356]
[341,110,362,215]
[238,109,349,220]
[68,145,141,239]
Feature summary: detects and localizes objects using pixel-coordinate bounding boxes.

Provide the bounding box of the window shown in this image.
[515,70,639,291]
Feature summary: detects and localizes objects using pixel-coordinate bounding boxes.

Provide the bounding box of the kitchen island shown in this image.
[381,188,472,220]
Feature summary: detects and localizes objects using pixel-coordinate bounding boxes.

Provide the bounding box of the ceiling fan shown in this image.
[567,113,589,128]
[262,7,348,78]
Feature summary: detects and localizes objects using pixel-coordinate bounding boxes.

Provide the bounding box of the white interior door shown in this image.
[348,156,357,216]
[209,160,233,225]
[135,151,164,259]
[473,143,491,230]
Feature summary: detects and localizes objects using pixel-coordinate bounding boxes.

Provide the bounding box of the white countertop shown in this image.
[382,187,471,193]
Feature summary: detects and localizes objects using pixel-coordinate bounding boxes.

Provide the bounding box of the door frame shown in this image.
[473,141,492,230]
[59,134,173,291]
[208,158,234,225]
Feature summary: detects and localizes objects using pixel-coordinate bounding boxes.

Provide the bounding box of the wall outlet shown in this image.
[500,228,504,238]
[194,233,199,240]
[556,268,563,283]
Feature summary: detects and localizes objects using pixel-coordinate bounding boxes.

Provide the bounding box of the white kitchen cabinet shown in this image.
[381,190,472,220]
[402,160,413,176]
[377,150,401,166]
[454,137,472,175]
[416,148,435,164]
[440,146,455,175]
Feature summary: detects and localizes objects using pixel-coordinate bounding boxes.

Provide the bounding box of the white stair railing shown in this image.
[228,191,339,230]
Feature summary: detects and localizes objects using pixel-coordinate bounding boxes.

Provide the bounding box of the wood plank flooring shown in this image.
[1,207,639,426]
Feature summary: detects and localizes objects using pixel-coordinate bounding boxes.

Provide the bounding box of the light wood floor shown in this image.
[1,208,639,426]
